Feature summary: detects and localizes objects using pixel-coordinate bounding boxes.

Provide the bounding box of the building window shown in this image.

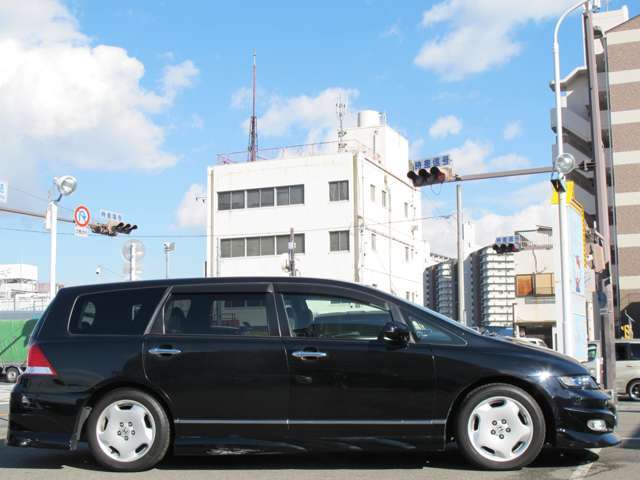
[247,189,260,208]
[261,188,274,207]
[370,184,375,202]
[231,191,245,209]
[218,192,231,210]
[276,234,306,254]
[329,180,349,201]
[330,231,350,252]
[516,273,555,297]
[404,202,409,218]
[371,233,376,251]
[277,185,304,206]
[220,238,246,258]
[223,234,304,257]
[381,190,387,208]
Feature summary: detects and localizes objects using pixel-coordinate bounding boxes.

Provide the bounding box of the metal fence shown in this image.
[0,297,49,313]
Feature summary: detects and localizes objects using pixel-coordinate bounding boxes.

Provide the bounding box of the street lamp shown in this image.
[163,242,175,279]
[49,175,77,301]
[552,0,598,356]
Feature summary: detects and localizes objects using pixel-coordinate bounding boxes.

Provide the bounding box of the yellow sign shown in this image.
[622,324,633,340]
[551,180,575,204]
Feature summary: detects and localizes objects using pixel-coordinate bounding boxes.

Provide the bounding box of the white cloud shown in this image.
[190,114,204,130]
[176,183,206,228]
[0,0,198,186]
[414,0,578,81]
[254,87,359,144]
[446,139,492,173]
[429,115,462,139]
[503,120,523,140]
[487,153,530,170]
[230,86,252,109]
[472,202,553,247]
[381,21,402,39]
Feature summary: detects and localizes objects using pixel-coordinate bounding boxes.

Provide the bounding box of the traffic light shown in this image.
[89,221,138,237]
[407,155,454,187]
[492,235,522,254]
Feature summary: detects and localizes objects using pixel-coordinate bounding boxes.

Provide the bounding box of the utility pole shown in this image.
[129,242,136,282]
[248,51,258,162]
[456,184,465,325]
[163,242,175,279]
[584,7,616,391]
[288,227,296,277]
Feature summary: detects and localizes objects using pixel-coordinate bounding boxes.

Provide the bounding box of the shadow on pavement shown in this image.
[0,440,599,472]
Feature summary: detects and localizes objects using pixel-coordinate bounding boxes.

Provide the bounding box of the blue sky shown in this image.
[0,0,637,286]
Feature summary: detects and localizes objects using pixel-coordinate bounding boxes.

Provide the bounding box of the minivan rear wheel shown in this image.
[628,380,640,402]
[455,383,546,470]
[87,388,170,471]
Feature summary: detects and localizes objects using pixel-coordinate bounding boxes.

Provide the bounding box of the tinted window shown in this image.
[277,186,289,205]
[587,344,598,362]
[630,343,640,360]
[260,188,274,207]
[282,293,391,341]
[290,185,304,204]
[330,231,349,251]
[70,288,165,335]
[329,181,349,201]
[247,189,260,208]
[231,191,245,209]
[163,292,272,336]
[276,234,306,254]
[616,343,630,361]
[405,311,462,345]
[218,192,231,210]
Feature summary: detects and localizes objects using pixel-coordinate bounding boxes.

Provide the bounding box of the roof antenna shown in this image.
[336,96,347,152]
[248,51,257,162]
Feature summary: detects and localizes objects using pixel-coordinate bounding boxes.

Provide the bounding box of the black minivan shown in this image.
[8,277,618,471]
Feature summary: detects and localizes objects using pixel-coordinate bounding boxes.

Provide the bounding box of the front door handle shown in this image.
[292,351,327,360]
[148,347,182,357]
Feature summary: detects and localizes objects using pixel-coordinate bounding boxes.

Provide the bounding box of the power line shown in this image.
[0,213,454,239]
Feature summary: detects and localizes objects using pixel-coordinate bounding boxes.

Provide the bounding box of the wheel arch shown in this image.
[78,381,175,443]
[444,376,556,445]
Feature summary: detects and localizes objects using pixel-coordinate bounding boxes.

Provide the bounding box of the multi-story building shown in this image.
[550,6,640,334]
[0,264,49,311]
[424,255,456,319]
[205,110,427,302]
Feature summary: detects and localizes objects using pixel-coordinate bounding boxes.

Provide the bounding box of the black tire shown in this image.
[5,367,20,384]
[86,388,171,472]
[628,379,640,402]
[455,383,546,471]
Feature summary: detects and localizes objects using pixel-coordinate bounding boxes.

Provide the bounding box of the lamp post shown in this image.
[48,175,77,301]
[163,242,175,279]
[552,0,598,356]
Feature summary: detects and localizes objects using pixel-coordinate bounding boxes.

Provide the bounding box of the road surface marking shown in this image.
[569,448,600,480]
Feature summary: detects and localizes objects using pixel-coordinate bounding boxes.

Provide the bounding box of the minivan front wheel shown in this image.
[87,388,171,471]
[456,384,546,470]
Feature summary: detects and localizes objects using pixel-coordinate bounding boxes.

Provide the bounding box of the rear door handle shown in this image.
[148,347,182,356]
[292,351,327,360]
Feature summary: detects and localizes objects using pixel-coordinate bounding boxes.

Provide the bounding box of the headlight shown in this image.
[558,375,599,389]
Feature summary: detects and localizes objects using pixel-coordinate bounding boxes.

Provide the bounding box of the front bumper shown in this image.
[546,380,620,449]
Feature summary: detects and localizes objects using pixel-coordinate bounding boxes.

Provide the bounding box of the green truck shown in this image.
[0,314,40,383]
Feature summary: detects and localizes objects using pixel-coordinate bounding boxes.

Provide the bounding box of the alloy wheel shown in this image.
[95,399,156,463]
[630,382,640,401]
[467,396,534,462]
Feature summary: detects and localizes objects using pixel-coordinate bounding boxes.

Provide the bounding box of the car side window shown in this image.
[404,310,463,345]
[616,343,630,361]
[282,293,391,341]
[630,344,640,361]
[163,292,273,337]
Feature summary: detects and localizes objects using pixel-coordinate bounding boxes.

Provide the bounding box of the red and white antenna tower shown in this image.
[248,51,258,162]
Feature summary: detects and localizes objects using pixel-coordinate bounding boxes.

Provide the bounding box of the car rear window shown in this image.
[69,288,165,335]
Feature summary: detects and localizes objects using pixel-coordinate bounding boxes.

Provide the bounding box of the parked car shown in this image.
[512,337,549,349]
[583,339,640,400]
[8,278,618,472]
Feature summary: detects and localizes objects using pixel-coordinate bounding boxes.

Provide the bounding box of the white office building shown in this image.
[205,110,427,303]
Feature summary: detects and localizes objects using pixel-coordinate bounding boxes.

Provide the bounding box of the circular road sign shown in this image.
[73,205,91,228]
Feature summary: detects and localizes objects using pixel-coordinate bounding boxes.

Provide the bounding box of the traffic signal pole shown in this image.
[456,184,466,325]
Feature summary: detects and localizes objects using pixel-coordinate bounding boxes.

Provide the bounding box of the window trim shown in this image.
[329,230,350,252]
[329,180,349,202]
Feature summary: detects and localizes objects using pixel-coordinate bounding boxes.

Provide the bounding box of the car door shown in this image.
[143,283,290,453]
[615,342,633,393]
[274,282,438,451]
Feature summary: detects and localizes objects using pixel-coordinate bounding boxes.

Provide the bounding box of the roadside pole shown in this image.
[456,184,465,325]
[288,227,296,277]
[584,8,616,391]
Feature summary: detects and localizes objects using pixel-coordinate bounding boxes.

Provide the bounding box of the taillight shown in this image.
[25,344,57,376]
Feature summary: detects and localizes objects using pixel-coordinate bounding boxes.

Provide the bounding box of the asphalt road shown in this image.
[0,383,638,480]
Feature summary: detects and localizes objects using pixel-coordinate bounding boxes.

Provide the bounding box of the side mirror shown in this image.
[381,322,410,345]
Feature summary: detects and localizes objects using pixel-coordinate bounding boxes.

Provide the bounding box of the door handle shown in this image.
[292,351,327,360]
[148,347,182,356]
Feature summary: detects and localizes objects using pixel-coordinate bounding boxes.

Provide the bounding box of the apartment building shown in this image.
[550,6,640,334]
[205,111,427,302]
